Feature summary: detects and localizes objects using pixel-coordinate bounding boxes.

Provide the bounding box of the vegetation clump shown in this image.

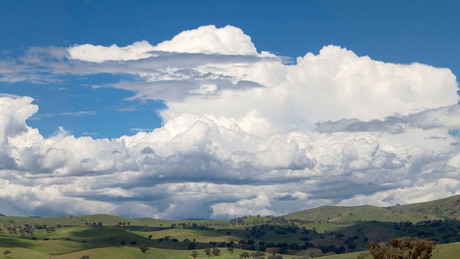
[359,236,435,259]
[139,244,149,253]
[3,249,11,256]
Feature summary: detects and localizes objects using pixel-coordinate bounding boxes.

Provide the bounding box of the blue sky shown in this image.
[0,0,460,219]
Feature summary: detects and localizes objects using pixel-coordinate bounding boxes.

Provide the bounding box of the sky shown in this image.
[0,0,459,219]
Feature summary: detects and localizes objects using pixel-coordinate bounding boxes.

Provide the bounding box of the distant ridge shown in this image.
[284,195,460,223]
[0,195,459,224]
[0,213,228,227]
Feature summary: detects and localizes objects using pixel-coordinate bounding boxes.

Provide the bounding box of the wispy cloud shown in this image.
[60,111,97,116]
[29,111,97,120]
[315,105,460,134]
[115,106,139,112]
[130,128,154,132]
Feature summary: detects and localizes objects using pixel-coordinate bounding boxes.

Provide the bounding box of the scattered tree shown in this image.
[266,247,278,255]
[298,248,323,258]
[139,244,150,253]
[251,251,265,257]
[212,247,221,256]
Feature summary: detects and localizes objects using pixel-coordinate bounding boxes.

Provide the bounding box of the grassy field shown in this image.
[52,247,253,259]
[1,242,459,259]
[1,223,459,259]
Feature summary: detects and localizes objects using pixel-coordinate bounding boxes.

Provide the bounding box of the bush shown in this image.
[298,248,323,258]
[212,248,221,256]
[139,244,149,253]
[250,251,265,257]
[266,247,278,255]
[359,236,435,259]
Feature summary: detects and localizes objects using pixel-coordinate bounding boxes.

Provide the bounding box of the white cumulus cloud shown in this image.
[0,25,459,219]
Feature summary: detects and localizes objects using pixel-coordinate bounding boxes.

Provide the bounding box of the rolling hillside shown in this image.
[2,195,460,258]
[284,195,460,223]
[2,195,459,228]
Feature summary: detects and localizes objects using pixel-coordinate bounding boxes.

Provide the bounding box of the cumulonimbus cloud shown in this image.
[0,25,459,219]
[67,25,458,127]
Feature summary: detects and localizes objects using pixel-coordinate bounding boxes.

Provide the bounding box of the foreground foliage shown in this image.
[358,236,435,259]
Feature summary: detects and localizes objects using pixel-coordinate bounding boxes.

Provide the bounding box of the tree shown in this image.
[298,248,322,258]
[139,244,150,253]
[251,251,265,257]
[240,252,250,258]
[188,242,198,249]
[359,236,435,259]
[212,247,221,256]
[266,247,278,255]
[205,248,211,256]
[3,249,11,256]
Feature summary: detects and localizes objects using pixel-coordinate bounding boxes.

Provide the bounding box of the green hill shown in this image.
[284,195,460,223]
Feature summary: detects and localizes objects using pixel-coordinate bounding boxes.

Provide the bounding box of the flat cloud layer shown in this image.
[0,25,459,219]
